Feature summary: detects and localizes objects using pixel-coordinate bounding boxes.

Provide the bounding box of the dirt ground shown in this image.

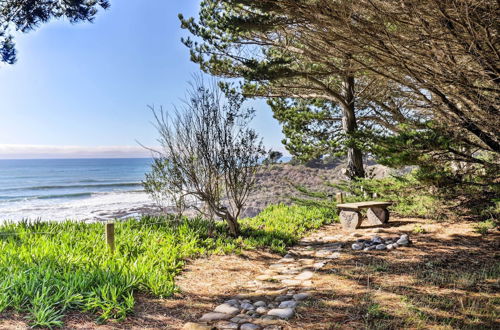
[1,217,498,329]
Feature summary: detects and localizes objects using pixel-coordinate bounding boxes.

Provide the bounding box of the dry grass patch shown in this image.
[292,217,499,329]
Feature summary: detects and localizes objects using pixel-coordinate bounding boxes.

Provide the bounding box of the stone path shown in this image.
[183,226,345,330]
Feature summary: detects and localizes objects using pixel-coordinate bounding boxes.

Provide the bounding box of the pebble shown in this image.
[327,252,340,259]
[275,295,292,302]
[254,301,266,307]
[256,307,268,314]
[182,322,212,330]
[279,300,297,308]
[256,274,272,281]
[241,323,261,330]
[352,243,363,250]
[281,279,302,286]
[392,243,399,248]
[372,236,383,244]
[230,316,250,324]
[246,310,257,317]
[225,299,240,307]
[214,303,240,315]
[295,271,314,280]
[397,238,409,246]
[293,292,311,301]
[387,244,394,250]
[313,262,326,270]
[199,312,232,322]
[240,302,255,311]
[267,308,295,319]
[216,321,239,329]
[375,244,387,250]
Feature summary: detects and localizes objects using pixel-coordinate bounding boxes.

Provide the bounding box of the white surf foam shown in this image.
[0,190,156,223]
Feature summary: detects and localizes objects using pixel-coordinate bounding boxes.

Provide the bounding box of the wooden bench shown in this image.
[337,201,392,230]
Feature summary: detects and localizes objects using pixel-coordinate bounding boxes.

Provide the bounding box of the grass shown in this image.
[0,204,334,327]
[474,219,497,235]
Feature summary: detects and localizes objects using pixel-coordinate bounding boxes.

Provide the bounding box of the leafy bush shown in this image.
[0,204,333,327]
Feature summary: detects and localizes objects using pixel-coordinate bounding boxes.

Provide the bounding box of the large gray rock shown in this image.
[372,236,383,244]
[199,312,232,322]
[214,303,240,315]
[267,308,295,319]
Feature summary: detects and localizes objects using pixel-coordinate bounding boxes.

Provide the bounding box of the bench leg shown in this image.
[366,207,389,225]
[339,210,362,230]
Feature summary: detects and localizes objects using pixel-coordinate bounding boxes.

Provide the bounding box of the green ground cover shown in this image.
[0,204,335,327]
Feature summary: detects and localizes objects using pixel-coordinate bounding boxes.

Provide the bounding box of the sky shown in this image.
[0,1,286,159]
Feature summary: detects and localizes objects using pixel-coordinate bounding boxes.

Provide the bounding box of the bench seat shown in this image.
[337,201,392,210]
[337,201,393,230]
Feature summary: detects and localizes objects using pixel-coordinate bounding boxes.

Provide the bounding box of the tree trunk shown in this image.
[225,216,241,237]
[341,73,365,179]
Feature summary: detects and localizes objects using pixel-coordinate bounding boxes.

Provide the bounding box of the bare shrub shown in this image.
[143,77,266,236]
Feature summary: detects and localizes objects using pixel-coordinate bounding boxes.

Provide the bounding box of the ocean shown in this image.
[0,158,155,223]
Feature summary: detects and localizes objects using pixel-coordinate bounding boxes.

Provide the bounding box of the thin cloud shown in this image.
[0,144,157,159]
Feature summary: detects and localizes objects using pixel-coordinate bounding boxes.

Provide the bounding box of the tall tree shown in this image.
[180,0,427,179]
[0,0,110,64]
[180,0,499,179]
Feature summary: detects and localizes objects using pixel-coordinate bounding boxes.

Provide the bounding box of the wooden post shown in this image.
[336,192,345,204]
[105,222,115,253]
